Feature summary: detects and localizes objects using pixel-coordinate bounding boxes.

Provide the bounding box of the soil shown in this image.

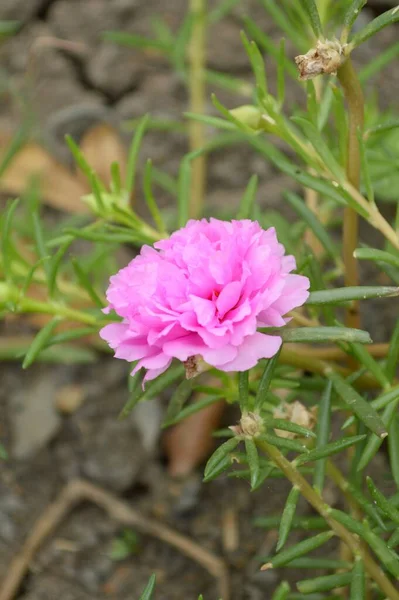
[0,1,398,599]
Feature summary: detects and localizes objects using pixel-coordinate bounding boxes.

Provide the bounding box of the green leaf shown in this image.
[346,342,389,390]
[271,581,290,600]
[1,198,20,281]
[326,370,387,438]
[357,393,399,470]
[350,6,399,48]
[258,434,308,454]
[240,32,268,100]
[277,38,286,107]
[71,258,104,308]
[307,286,399,305]
[386,319,399,383]
[367,476,399,525]
[313,381,332,493]
[126,114,150,195]
[255,515,327,531]
[65,136,105,211]
[342,1,367,39]
[297,572,352,594]
[269,419,316,440]
[291,116,344,182]
[208,0,241,23]
[350,559,365,600]
[163,379,193,426]
[267,326,372,345]
[0,20,20,38]
[295,435,366,466]
[104,30,171,53]
[277,486,300,551]
[204,437,240,482]
[388,415,399,489]
[284,191,336,258]
[237,175,258,219]
[0,444,8,460]
[139,574,156,600]
[143,159,166,234]
[245,438,260,489]
[203,454,232,482]
[22,317,61,369]
[266,531,334,570]
[167,395,223,427]
[238,371,249,410]
[354,247,399,270]
[359,41,399,82]
[48,238,73,297]
[298,0,323,38]
[258,0,307,50]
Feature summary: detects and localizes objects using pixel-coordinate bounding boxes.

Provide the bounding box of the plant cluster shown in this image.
[1,1,399,598]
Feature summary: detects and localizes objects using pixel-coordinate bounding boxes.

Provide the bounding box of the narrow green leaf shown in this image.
[255,515,327,531]
[258,434,308,454]
[313,381,332,493]
[267,326,372,345]
[239,371,249,410]
[267,531,334,570]
[277,487,300,551]
[0,20,20,39]
[126,114,149,195]
[343,386,399,431]
[271,581,290,600]
[329,509,364,536]
[258,0,307,50]
[350,559,365,600]
[0,444,8,460]
[326,370,387,438]
[237,175,258,219]
[359,41,399,82]
[203,454,232,482]
[22,317,61,369]
[71,258,104,308]
[295,435,366,466]
[204,437,240,481]
[291,117,344,182]
[386,319,399,383]
[139,574,156,600]
[270,419,316,440]
[367,476,399,525]
[49,327,97,346]
[110,161,122,195]
[263,557,350,570]
[255,359,284,408]
[208,0,241,23]
[346,342,389,390]
[65,135,105,207]
[1,198,20,281]
[143,159,166,234]
[388,527,399,549]
[388,415,399,489]
[354,247,399,270]
[245,438,260,490]
[240,33,268,100]
[277,38,286,107]
[307,286,399,305]
[297,572,351,594]
[48,238,73,297]
[350,6,399,48]
[119,369,143,419]
[163,379,193,426]
[168,395,223,427]
[298,0,323,38]
[104,31,170,53]
[357,394,399,470]
[342,1,367,38]
[284,192,336,258]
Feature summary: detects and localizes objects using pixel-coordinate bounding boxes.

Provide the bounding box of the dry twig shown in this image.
[0,479,230,600]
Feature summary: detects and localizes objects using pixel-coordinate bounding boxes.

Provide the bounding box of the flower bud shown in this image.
[229,105,263,130]
[295,39,345,81]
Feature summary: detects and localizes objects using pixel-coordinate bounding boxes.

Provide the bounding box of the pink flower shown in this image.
[100,219,310,383]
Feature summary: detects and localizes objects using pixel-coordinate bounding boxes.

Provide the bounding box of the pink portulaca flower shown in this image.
[100,219,310,383]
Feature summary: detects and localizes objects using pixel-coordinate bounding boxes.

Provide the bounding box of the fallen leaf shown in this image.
[163,396,225,478]
[0,133,88,213]
[78,123,128,189]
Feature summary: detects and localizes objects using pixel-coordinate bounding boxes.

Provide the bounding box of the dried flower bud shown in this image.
[273,401,317,438]
[184,355,208,379]
[295,39,345,81]
[231,411,264,438]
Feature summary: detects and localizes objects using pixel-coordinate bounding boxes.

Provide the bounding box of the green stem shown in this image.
[257,439,399,600]
[188,0,207,218]
[337,58,364,331]
[15,296,99,326]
